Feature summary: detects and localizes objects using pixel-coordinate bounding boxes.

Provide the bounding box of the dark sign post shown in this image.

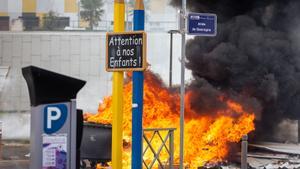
[178,12,217,169]
[106,31,147,72]
[187,13,217,36]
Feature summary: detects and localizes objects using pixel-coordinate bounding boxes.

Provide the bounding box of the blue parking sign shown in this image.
[187,13,217,36]
[44,104,68,134]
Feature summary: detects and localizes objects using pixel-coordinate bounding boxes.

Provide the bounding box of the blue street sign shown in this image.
[44,104,68,134]
[187,13,217,36]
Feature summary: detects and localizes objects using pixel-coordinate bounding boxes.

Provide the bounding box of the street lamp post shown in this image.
[168,30,180,88]
[77,1,80,28]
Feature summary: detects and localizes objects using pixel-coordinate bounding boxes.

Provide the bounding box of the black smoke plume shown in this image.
[171,0,300,141]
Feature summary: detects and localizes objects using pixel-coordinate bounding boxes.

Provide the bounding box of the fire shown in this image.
[85,71,255,168]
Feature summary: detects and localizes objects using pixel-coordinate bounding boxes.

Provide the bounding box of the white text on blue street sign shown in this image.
[187,13,217,36]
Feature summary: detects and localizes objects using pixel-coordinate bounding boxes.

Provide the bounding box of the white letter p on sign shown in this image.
[47,107,61,129]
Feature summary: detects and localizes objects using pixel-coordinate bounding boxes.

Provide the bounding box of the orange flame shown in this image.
[85,71,255,168]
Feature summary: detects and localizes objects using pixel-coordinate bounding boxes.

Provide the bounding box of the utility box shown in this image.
[22,66,86,169]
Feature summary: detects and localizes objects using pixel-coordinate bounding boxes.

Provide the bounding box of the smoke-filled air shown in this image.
[171,0,300,141]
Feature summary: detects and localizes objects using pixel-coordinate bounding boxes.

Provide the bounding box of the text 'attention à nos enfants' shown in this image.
[106,32,146,71]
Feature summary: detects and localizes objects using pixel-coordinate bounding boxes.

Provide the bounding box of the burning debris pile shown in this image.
[85,71,255,168]
[170,0,300,141]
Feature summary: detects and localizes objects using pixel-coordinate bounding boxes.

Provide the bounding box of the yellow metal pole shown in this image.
[112,0,125,169]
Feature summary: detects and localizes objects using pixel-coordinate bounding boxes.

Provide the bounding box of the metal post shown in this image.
[0,121,2,160]
[179,0,186,168]
[169,31,173,88]
[70,99,77,169]
[132,1,145,169]
[77,1,80,28]
[112,1,125,169]
[169,130,174,169]
[241,135,248,169]
[298,120,300,143]
[168,30,180,88]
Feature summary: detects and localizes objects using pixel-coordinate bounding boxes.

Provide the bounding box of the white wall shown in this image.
[0,32,112,113]
[0,31,186,139]
[0,31,187,112]
[0,112,30,140]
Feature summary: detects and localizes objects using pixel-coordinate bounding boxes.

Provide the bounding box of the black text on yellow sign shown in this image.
[106,31,147,72]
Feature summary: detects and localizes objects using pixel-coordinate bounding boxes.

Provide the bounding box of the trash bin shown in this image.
[22,66,86,169]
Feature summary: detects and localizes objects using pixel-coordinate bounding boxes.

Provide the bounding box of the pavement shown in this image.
[2,140,300,169]
[0,141,30,169]
[0,140,98,169]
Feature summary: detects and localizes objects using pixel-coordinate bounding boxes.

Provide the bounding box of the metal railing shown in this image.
[143,128,176,169]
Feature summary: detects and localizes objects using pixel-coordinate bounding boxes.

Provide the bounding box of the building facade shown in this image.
[0,0,79,30]
[0,0,178,31]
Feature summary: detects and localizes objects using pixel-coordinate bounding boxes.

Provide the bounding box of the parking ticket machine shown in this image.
[22,66,86,169]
